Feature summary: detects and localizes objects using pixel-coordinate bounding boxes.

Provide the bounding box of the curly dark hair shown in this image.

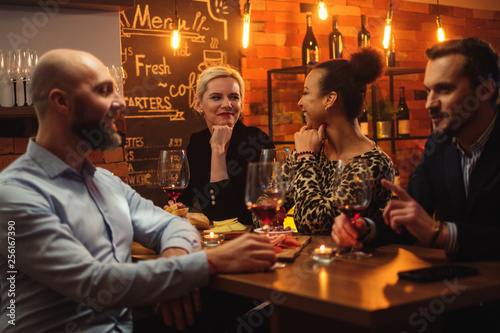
[314,47,385,120]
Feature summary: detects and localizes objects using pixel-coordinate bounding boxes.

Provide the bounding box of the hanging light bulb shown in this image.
[171,0,180,50]
[318,1,328,21]
[435,0,445,42]
[382,0,393,49]
[436,15,445,42]
[242,0,251,49]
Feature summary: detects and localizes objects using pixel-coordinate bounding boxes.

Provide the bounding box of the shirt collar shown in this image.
[452,110,498,156]
[27,138,96,179]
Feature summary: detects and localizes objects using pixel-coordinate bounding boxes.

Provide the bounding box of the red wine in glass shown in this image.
[161,186,185,202]
[245,162,285,236]
[334,158,373,259]
[338,205,367,221]
[250,203,280,225]
[157,150,189,203]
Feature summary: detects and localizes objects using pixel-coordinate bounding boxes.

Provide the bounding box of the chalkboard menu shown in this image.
[119,0,242,205]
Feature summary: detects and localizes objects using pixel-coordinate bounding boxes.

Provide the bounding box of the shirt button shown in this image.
[211,195,215,200]
[210,189,214,194]
[211,201,216,205]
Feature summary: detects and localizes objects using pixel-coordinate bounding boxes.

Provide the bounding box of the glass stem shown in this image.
[12,79,17,107]
[23,79,28,106]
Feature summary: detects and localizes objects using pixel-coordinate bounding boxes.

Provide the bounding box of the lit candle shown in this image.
[203,232,221,247]
[312,244,334,262]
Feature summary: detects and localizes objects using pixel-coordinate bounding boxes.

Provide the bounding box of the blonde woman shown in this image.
[177,65,274,224]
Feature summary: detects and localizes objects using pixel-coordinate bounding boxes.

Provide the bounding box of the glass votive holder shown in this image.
[310,244,336,263]
[203,232,221,247]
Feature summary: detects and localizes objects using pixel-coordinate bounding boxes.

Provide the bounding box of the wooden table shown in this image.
[207,236,500,332]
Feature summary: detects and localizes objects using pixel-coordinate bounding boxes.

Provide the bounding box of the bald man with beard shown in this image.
[0,49,276,333]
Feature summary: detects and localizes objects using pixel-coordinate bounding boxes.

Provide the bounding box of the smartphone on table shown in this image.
[398,264,479,282]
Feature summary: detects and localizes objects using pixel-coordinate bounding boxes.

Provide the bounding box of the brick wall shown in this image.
[0,119,128,181]
[239,0,500,186]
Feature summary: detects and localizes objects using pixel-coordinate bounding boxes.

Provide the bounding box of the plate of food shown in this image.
[254,227,296,234]
[203,218,247,232]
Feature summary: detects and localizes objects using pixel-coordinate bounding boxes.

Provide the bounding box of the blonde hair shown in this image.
[195,65,245,115]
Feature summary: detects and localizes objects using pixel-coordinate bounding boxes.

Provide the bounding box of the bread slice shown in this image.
[171,208,189,218]
[186,212,210,230]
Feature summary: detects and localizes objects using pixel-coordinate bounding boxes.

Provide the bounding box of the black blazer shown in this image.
[178,121,275,225]
[375,113,500,261]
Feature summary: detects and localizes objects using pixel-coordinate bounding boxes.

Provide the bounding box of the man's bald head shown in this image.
[30,49,106,118]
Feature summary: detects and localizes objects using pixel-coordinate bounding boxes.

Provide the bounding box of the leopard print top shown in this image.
[282,144,394,235]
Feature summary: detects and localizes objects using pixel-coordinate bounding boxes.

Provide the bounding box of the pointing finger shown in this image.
[381,179,413,201]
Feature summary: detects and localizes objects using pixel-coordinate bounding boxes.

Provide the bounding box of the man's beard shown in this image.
[71,97,122,151]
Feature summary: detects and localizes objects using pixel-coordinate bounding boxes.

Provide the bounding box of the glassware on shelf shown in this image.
[302,12,319,66]
[0,50,7,107]
[328,15,343,59]
[6,50,21,107]
[396,87,410,137]
[358,109,369,137]
[358,15,371,47]
[386,33,396,67]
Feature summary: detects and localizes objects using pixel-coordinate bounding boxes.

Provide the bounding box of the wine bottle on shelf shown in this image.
[386,33,396,67]
[328,16,343,59]
[359,109,369,136]
[396,87,410,137]
[302,12,319,66]
[358,15,370,47]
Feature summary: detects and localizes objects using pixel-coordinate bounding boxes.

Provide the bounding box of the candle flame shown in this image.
[210,232,214,237]
[320,244,325,252]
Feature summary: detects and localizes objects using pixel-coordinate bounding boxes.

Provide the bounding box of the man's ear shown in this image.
[477,77,496,102]
[325,91,338,109]
[48,89,70,115]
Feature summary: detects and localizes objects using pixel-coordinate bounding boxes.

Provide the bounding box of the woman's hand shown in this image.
[210,125,233,183]
[331,213,367,249]
[210,125,233,153]
[294,123,325,155]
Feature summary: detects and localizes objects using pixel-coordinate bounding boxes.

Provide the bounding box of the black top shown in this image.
[374,110,500,261]
[178,121,275,225]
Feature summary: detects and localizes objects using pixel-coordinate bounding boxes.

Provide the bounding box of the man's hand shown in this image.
[206,233,276,273]
[155,290,201,331]
[156,248,201,330]
[331,213,367,249]
[381,179,442,245]
[163,200,187,211]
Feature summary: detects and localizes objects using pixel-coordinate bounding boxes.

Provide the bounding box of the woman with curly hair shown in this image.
[277,48,395,236]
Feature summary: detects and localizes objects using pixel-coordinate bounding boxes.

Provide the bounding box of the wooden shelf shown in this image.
[0,0,135,11]
[385,67,425,76]
[0,106,37,118]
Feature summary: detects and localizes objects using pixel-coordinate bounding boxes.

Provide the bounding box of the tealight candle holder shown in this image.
[203,232,221,247]
[311,244,335,263]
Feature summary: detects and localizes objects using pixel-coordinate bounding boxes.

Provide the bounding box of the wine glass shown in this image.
[28,51,38,106]
[245,162,285,236]
[20,49,31,106]
[0,50,6,107]
[6,50,21,107]
[157,150,190,203]
[260,148,293,193]
[334,157,373,259]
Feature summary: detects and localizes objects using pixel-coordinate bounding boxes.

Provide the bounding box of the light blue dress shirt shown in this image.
[0,139,209,333]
